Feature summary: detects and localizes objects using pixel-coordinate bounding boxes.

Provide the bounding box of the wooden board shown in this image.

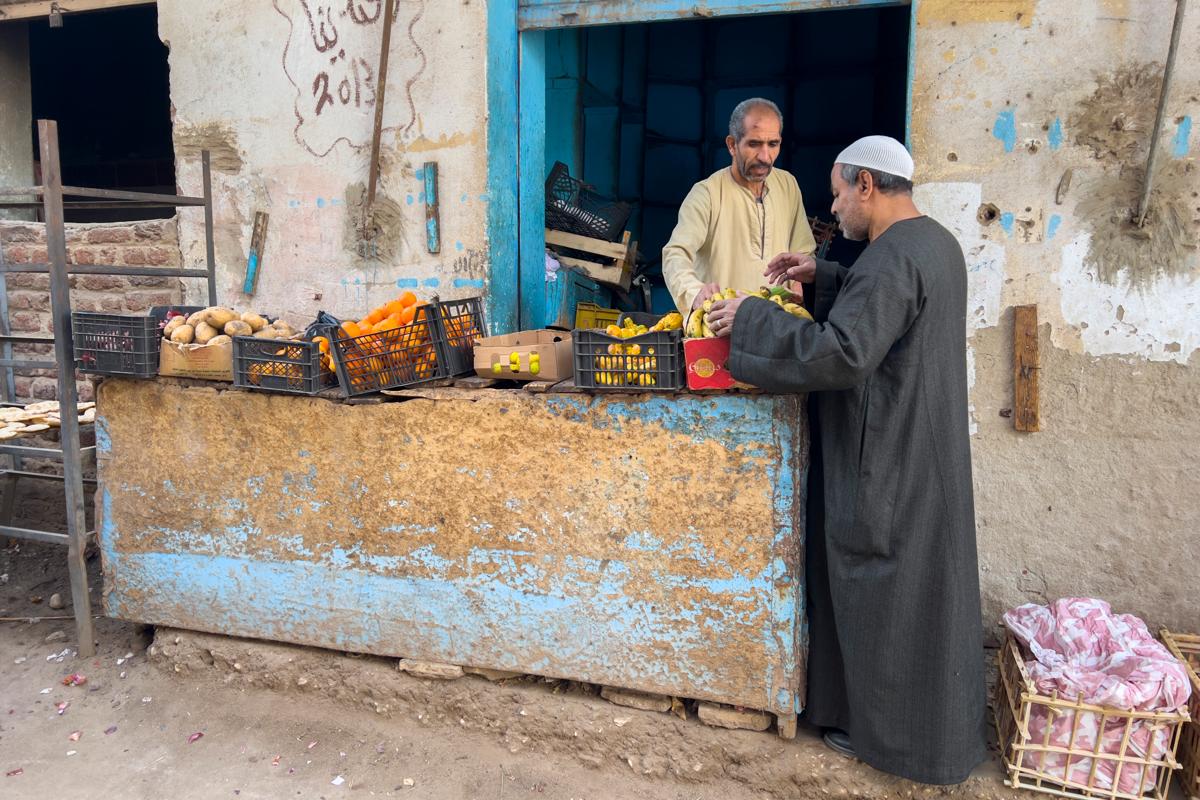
[545,228,635,291]
[1013,304,1039,432]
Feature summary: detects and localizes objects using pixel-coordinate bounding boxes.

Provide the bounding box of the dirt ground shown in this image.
[0,538,1066,800]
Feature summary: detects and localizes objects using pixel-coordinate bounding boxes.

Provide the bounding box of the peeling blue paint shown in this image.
[1173,116,1192,158]
[993,110,1017,153]
[1047,214,1062,240]
[1048,117,1063,151]
[395,278,420,288]
[453,278,485,289]
[316,197,327,208]
[1000,212,1015,236]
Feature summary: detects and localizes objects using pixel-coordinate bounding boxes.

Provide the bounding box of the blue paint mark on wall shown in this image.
[287,199,300,209]
[1048,117,1063,151]
[406,195,414,205]
[415,167,425,180]
[453,278,485,289]
[316,197,327,209]
[396,278,420,288]
[993,110,1017,153]
[461,193,468,203]
[1173,116,1192,158]
[422,278,440,288]
[1000,212,1015,236]
[455,241,464,252]
[1047,214,1062,240]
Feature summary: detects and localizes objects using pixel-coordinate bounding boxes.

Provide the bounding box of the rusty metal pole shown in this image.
[1136,0,1188,227]
[365,0,398,215]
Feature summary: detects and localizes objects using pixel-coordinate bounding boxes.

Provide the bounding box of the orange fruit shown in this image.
[398,291,418,308]
[341,321,361,339]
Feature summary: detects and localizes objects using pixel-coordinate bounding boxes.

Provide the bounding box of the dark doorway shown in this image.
[28,5,174,222]
[545,5,911,312]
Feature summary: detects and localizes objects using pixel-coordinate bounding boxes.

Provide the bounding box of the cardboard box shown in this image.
[684,337,755,391]
[159,338,234,381]
[474,330,573,382]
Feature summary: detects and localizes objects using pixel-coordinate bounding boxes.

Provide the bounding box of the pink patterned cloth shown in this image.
[1003,598,1192,795]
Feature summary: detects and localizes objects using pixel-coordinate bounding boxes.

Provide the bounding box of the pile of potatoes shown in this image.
[162,307,298,346]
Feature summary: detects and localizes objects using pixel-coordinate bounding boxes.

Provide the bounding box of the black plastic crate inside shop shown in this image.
[330,304,447,397]
[433,296,485,377]
[232,336,336,396]
[544,161,633,243]
[573,328,684,392]
[72,305,202,378]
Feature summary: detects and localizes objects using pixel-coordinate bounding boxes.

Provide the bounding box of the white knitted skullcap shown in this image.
[835,135,914,181]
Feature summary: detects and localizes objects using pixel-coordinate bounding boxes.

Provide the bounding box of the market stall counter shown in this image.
[95,377,809,735]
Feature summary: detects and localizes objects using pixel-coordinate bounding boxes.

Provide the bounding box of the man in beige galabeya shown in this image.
[662,98,816,313]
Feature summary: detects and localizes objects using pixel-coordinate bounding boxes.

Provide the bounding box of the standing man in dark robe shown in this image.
[704,135,987,785]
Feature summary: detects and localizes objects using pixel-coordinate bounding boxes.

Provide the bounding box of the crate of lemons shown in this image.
[685,286,812,338]
[580,311,684,390]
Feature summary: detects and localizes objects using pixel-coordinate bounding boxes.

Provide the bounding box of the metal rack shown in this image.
[0,119,217,656]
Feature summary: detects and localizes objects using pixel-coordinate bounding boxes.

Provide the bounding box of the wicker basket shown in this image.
[994,634,1190,800]
[1161,631,1200,800]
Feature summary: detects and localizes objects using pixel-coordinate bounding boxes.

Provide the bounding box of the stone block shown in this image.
[463,666,524,682]
[397,659,463,680]
[600,686,672,713]
[696,702,772,732]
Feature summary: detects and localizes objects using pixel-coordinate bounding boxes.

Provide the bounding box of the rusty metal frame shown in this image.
[0,119,218,657]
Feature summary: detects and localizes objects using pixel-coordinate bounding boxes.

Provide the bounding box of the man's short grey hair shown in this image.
[729,98,783,142]
[839,163,913,195]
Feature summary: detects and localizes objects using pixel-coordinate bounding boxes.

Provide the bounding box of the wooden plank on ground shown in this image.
[1013,304,1039,432]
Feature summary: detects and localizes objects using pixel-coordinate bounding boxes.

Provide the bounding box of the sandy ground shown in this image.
[5,538,1142,800]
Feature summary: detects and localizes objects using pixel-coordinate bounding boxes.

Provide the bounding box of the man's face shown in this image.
[727,110,782,185]
[830,165,870,241]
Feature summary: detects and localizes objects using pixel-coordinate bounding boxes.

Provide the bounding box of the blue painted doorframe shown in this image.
[488,0,917,330]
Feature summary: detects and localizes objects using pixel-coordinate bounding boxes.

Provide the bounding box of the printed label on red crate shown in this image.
[684,338,755,391]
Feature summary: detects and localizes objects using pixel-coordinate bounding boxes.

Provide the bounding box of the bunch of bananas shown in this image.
[686,286,813,338]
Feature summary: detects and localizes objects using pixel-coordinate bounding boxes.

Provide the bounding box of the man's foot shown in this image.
[822,728,856,759]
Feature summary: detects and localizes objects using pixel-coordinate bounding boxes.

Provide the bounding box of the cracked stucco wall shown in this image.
[157,0,490,322]
[912,0,1199,635]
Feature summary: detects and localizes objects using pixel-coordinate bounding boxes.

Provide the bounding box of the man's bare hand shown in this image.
[692,283,723,310]
[706,294,750,338]
[765,252,816,285]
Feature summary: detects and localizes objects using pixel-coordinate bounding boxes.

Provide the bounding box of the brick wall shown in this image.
[0,218,183,402]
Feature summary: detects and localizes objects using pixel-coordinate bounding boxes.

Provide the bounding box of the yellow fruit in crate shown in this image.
[627,344,641,356]
[606,324,623,337]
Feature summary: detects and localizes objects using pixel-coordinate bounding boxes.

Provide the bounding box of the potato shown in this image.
[186,310,206,327]
[253,328,281,339]
[170,324,195,345]
[207,335,231,346]
[193,320,219,345]
[240,312,268,332]
[204,307,237,329]
[271,322,296,337]
[224,320,253,337]
[163,317,185,338]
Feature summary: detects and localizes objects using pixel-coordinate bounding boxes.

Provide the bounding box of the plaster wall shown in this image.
[156,0,491,322]
[911,0,1199,634]
[0,21,33,222]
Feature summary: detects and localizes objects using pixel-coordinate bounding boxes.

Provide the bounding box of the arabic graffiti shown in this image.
[275,0,425,157]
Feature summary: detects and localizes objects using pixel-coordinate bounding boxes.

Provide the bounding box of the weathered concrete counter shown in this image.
[96,378,808,731]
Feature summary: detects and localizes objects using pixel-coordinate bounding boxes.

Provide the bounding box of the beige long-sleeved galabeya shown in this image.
[662,166,817,313]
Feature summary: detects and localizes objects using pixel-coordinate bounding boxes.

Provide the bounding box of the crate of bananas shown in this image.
[572,312,685,392]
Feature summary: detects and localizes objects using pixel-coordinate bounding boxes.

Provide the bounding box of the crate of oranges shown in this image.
[233,334,336,396]
[328,292,484,396]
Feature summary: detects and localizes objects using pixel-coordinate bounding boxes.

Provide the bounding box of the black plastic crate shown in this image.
[72,305,203,378]
[545,161,633,243]
[432,296,484,377]
[232,336,336,396]
[330,304,446,397]
[572,328,684,392]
